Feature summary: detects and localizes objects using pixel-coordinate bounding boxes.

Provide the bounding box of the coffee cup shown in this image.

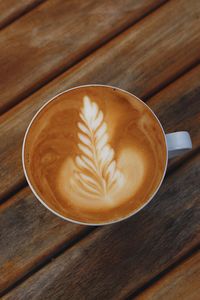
[22,85,192,225]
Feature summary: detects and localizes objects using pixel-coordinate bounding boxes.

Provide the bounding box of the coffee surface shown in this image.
[24,86,167,223]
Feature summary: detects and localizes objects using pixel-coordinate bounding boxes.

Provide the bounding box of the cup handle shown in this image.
[166,131,192,159]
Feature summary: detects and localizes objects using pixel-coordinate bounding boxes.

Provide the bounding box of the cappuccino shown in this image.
[24,86,167,223]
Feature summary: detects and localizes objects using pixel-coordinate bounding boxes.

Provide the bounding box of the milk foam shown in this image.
[58,96,145,210]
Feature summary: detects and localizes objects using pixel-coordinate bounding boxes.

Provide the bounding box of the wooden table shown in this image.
[0,0,200,299]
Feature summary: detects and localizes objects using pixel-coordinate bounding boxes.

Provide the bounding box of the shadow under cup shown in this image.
[22,85,167,225]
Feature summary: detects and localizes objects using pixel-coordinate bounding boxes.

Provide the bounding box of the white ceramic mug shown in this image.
[22,85,192,225]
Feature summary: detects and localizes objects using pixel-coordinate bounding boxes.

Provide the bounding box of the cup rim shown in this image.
[22,84,168,226]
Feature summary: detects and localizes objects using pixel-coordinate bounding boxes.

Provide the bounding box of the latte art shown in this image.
[71,96,124,201]
[58,96,145,211]
[24,86,167,223]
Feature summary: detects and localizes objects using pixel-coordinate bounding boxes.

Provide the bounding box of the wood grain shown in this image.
[0,188,90,294]
[0,0,200,200]
[0,0,45,29]
[147,65,200,169]
[3,153,200,299]
[0,0,166,114]
[135,251,200,300]
[0,65,199,294]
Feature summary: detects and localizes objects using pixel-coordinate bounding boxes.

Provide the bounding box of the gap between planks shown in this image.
[0,0,48,31]
[0,226,97,297]
[142,59,200,101]
[127,244,200,299]
[0,0,169,115]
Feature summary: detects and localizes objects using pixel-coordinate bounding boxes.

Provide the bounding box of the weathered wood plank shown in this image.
[0,0,200,200]
[147,65,200,169]
[0,188,89,294]
[3,153,200,299]
[0,64,199,294]
[0,0,166,114]
[135,251,200,300]
[0,0,44,29]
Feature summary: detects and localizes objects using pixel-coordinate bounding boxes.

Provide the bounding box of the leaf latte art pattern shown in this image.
[70,96,124,201]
